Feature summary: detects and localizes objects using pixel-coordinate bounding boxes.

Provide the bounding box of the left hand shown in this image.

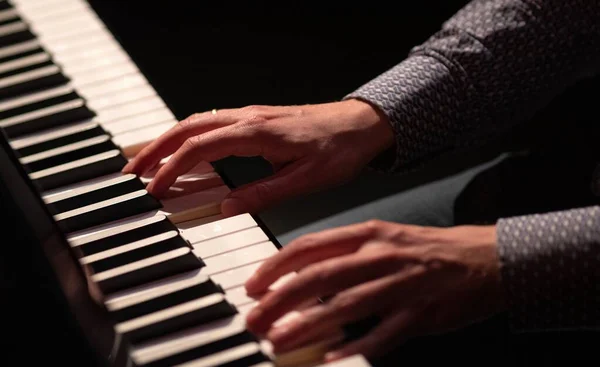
[244,219,506,362]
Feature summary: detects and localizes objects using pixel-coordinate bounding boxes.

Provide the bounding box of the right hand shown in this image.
[122,98,395,216]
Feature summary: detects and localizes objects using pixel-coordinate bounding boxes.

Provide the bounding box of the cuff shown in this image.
[343,53,472,173]
[496,206,600,332]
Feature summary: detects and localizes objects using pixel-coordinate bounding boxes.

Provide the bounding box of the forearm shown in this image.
[347,0,600,172]
[496,206,600,331]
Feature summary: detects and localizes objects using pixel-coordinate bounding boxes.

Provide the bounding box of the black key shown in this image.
[21,133,115,173]
[0,39,44,64]
[84,230,187,273]
[1,98,95,137]
[46,173,146,215]
[0,8,20,27]
[0,64,68,104]
[13,122,106,157]
[0,85,80,119]
[73,215,178,258]
[0,51,53,79]
[109,274,223,322]
[116,293,237,344]
[30,148,128,191]
[141,327,258,367]
[0,21,34,48]
[54,189,162,233]
[0,1,12,11]
[155,343,269,367]
[93,247,204,294]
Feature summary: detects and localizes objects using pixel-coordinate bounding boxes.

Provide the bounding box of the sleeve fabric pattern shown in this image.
[496,206,600,331]
[346,0,600,172]
[344,0,600,332]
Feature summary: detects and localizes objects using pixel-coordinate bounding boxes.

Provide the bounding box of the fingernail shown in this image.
[324,351,343,362]
[122,162,133,173]
[221,198,247,217]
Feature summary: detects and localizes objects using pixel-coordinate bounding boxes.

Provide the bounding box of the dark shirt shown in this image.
[347,0,600,331]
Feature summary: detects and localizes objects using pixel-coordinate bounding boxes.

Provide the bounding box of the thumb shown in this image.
[220,160,315,216]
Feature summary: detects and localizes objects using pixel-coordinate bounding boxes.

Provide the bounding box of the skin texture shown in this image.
[122,99,394,216]
[124,100,506,360]
[244,220,506,361]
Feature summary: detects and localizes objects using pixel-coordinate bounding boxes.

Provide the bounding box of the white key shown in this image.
[97,95,165,122]
[18,1,89,22]
[52,38,118,61]
[61,49,130,76]
[179,213,258,243]
[0,39,41,60]
[112,120,174,150]
[225,285,257,307]
[0,84,75,113]
[43,173,137,203]
[104,270,212,312]
[80,230,180,265]
[77,73,149,99]
[192,226,269,258]
[200,241,277,276]
[69,214,170,248]
[159,185,229,214]
[69,60,138,87]
[114,293,227,335]
[53,189,149,222]
[0,99,85,129]
[102,108,175,135]
[29,149,120,181]
[175,342,265,367]
[20,134,110,164]
[49,30,114,54]
[211,261,263,290]
[68,213,254,250]
[0,52,50,75]
[131,313,248,365]
[53,42,121,65]
[88,84,156,111]
[91,247,192,284]
[34,18,105,42]
[0,64,60,90]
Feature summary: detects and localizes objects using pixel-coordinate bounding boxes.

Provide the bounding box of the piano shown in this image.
[0,0,374,366]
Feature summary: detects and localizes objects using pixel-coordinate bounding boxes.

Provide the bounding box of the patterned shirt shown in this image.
[346,0,600,331]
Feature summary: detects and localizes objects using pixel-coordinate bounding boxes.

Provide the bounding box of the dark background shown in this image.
[84,0,480,237]
[2,2,597,366]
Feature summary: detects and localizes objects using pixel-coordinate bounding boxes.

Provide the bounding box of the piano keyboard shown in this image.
[1,0,372,366]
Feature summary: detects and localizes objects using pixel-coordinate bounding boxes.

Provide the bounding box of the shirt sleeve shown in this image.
[345,0,600,173]
[496,206,600,331]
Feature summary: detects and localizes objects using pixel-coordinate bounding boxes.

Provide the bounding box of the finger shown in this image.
[324,309,418,362]
[145,123,270,196]
[245,250,400,334]
[263,266,425,352]
[122,110,239,175]
[245,221,380,294]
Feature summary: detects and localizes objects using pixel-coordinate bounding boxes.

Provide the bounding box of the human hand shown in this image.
[122,99,394,216]
[244,220,506,362]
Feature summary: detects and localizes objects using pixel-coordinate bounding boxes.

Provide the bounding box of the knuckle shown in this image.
[182,136,201,151]
[330,292,358,312]
[253,181,273,202]
[364,219,385,235]
[291,234,320,252]
[178,113,200,128]
[241,105,267,117]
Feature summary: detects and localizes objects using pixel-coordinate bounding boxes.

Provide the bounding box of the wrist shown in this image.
[341,98,395,156]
